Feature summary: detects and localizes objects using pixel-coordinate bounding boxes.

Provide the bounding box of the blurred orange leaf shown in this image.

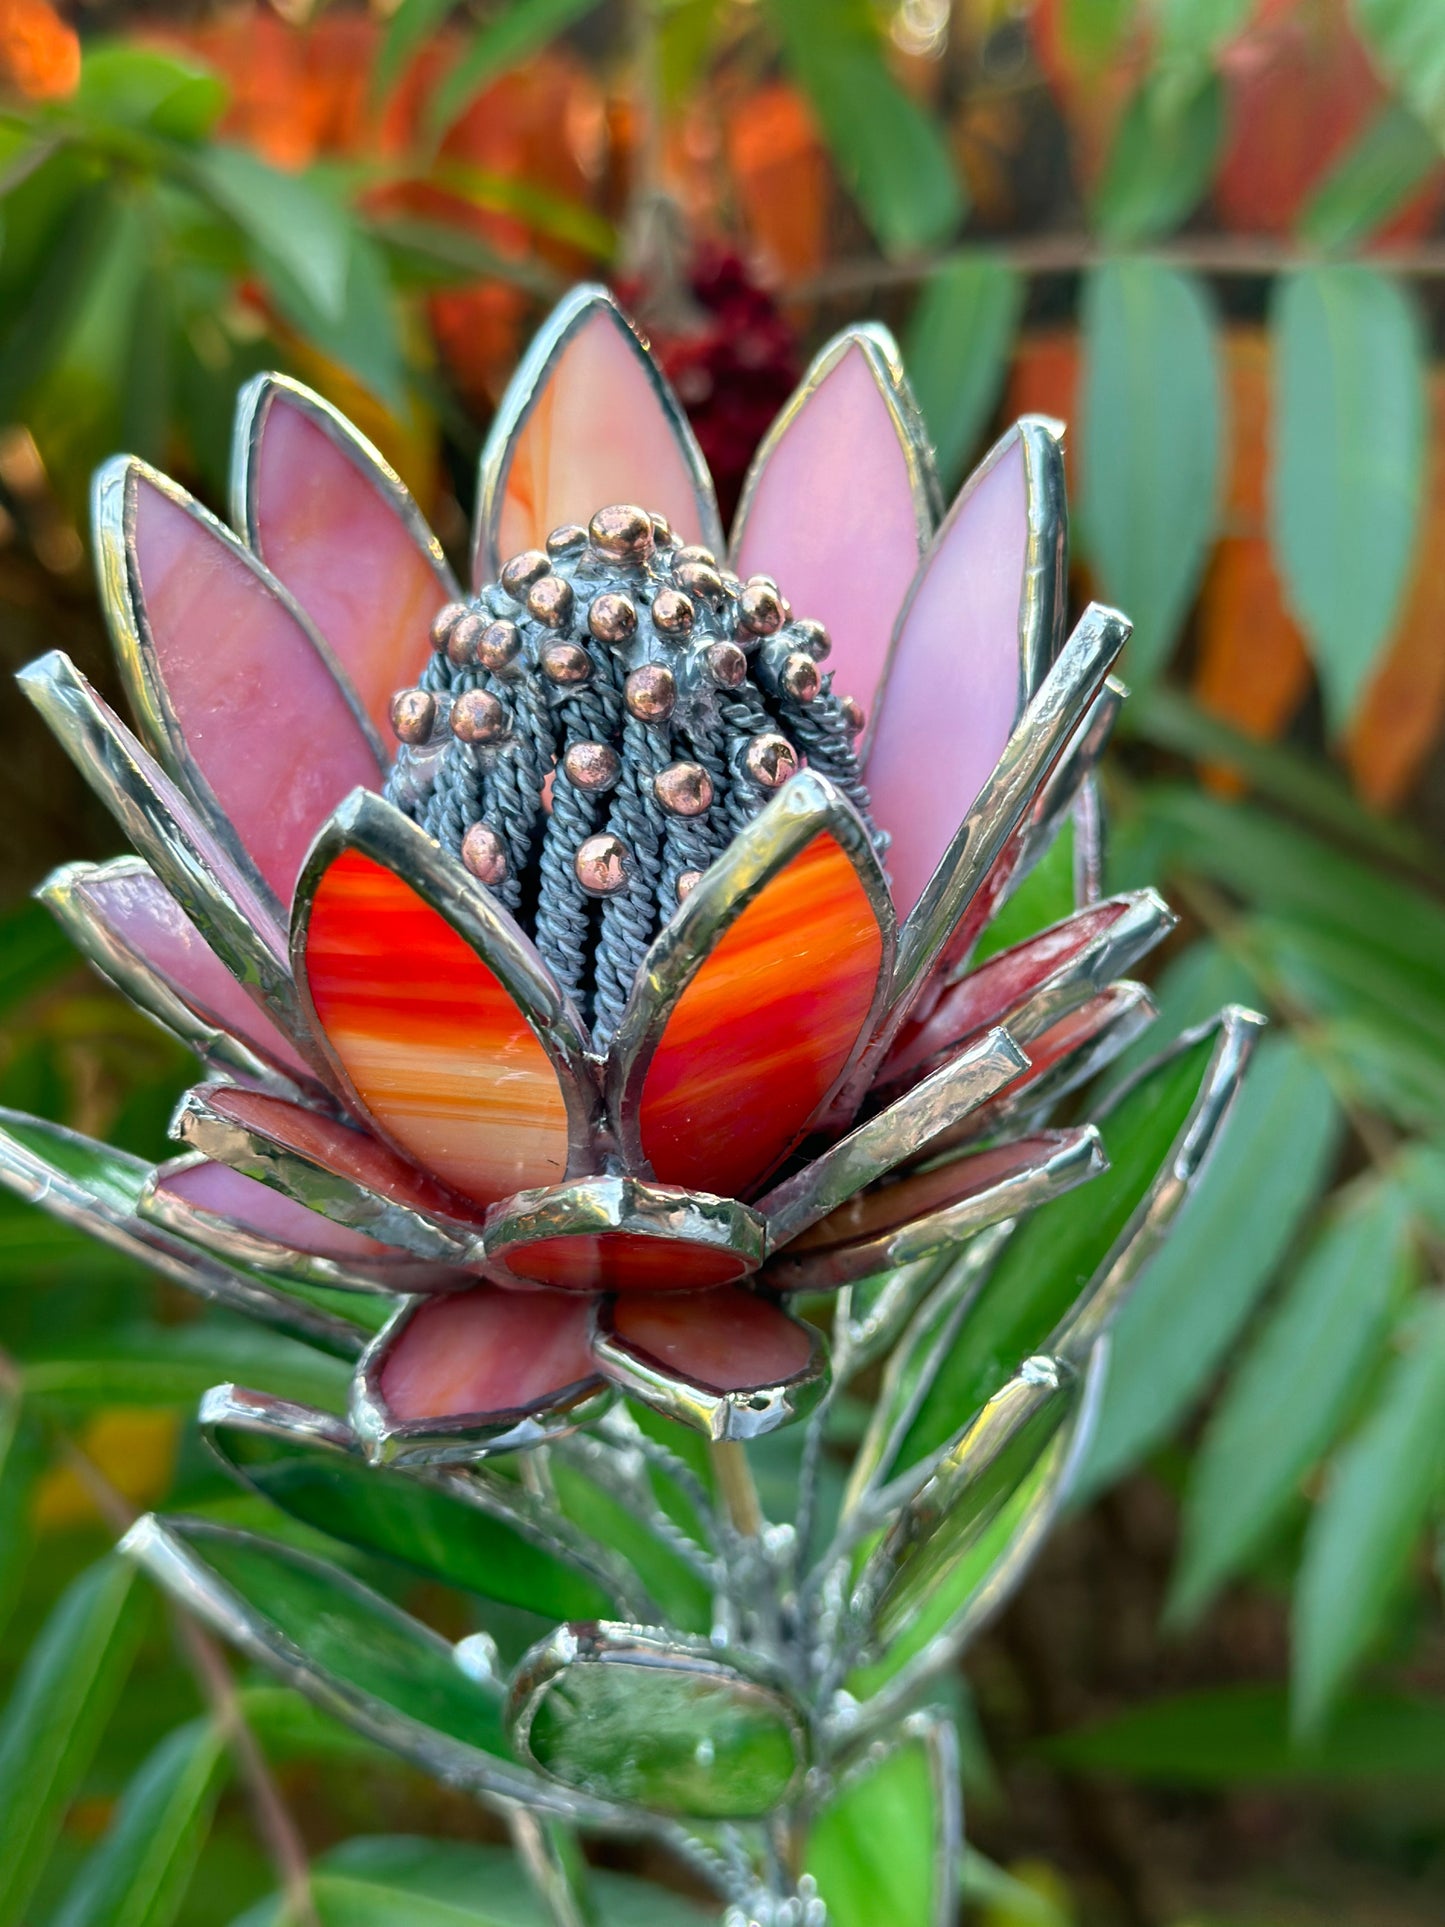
[0,0,79,102]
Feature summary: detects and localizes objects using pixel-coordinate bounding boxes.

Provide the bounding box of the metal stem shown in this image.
[711,1439,765,1539]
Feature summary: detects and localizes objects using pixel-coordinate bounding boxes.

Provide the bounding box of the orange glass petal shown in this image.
[491,308,706,568]
[639,832,882,1199]
[493,1231,752,1294]
[302,850,569,1206]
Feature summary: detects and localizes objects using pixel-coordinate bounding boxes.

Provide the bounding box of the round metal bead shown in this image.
[500,549,551,597]
[737,579,785,636]
[780,651,822,702]
[650,512,675,547]
[575,833,628,896]
[541,642,591,685]
[588,592,638,644]
[562,741,621,792]
[651,589,695,635]
[791,617,831,661]
[719,569,744,596]
[674,560,723,603]
[446,612,487,668]
[589,504,654,563]
[744,733,799,790]
[624,664,676,721]
[528,575,575,628]
[676,869,702,901]
[389,687,436,744]
[673,544,717,569]
[451,689,508,743]
[840,694,866,734]
[653,761,713,817]
[546,523,588,556]
[429,600,469,653]
[475,619,522,672]
[703,640,747,689]
[461,823,508,887]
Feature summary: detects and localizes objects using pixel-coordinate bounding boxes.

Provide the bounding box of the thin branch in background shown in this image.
[0,1347,320,1927]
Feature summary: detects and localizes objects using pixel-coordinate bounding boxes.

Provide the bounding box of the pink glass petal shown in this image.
[481,302,713,580]
[243,383,455,741]
[157,1158,419,1265]
[604,1289,813,1395]
[120,468,382,902]
[884,901,1135,1086]
[865,431,1034,920]
[731,337,927,723]
[66,863,311,1083]
[193,1083,484,1229]
[380,1287,597,1422]
[299,849,571,1207]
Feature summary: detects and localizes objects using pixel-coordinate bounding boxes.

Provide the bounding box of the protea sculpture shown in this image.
[3,286,1257,1926]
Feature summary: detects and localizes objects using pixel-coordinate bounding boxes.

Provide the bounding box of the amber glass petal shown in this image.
[609,774,892,1201]
[234,375,458,741]
[294,794,592,1208]
[95,458,383,904]
[473,286,722,582]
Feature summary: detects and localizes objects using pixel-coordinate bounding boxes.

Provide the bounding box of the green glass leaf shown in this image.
[806,1720,958,1927]
[206,1399,620,1621]
[123,1517,517,1769]
[1079,1030,1343,1495]
[1270,265,1426,732]
[1093,73,1225,245]
[1046,1683,1445,1785]
[50,1717,228,1927]
[1354,0,1445,146]
[510,1624,806,1818]
[1298,105,1441,254]
[973,815,1077,964]
[903,254,1023,493]
[0,1556,149,1927]
[23,1320,349,1413]
[425,0,606,136]
[1170,1181,1411,1624]
[1081,261,1222,687]
[892,1015,1256,1477]
[1293,1299,1445,1735]
[765,0,964,256]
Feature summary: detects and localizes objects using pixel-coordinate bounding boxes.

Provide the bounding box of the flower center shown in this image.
[385,505,884,1044]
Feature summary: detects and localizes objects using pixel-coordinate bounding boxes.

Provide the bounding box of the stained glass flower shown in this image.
[9,285,1178,1462]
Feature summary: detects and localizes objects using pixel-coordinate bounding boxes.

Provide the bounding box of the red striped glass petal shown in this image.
[602,1289,815,1397]
[237,377,457,741]
[299,849,571,1206]
[378,1287,598,1423]
[635,829,885,1199]
[99,460,382,904]
[731,331,930,724]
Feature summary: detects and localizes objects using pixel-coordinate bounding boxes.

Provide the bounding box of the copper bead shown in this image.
[654,761,713,817]
[562,741,621,792]
[546,523,588,556]
[744,733,799,789]
[500,549,551,597]
[675,560,723,602]
[792,616,831,661]
[589,504,654,563]
[674,544,716,569]
[575,833,628,896]
[541,642,591,685]
[676,869,702,901]
[589,592,637,644]
[652,589,695,635]
[451,689,508,743]
[461,823,508,887]
[737,579,785,636]
[779,651,822,702]
[475,619,521,672]
[840,694,866,734]
[528,575,575,628]
[650,512,674,547]
[430,601,468,653]
[446,612,486,669]
[389,687,436,744]
[703,640,747,689]
[624,663,676,721]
